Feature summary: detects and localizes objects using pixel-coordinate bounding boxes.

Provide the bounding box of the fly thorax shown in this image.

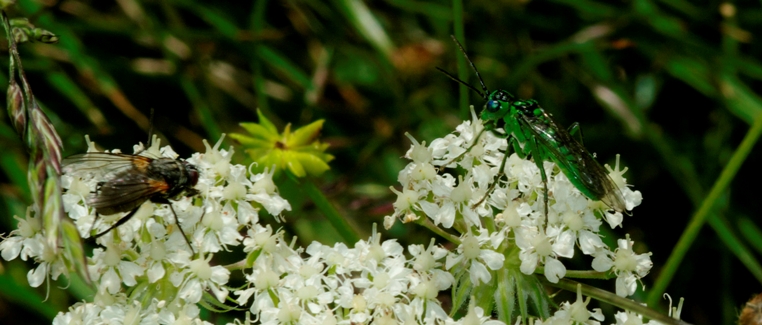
[513,99,540,118]
[150,159,186,197]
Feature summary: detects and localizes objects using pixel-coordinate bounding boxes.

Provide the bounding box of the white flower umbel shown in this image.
[592,234,653,297]
[535,284,605,325]
[387,106,649,290]
[0,134,297,324]
[3,112,661,324]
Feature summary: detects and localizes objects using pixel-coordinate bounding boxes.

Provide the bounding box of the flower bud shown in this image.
[6,82,26,136]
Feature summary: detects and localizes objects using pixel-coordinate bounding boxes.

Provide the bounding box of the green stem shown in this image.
[543,278,692,325]
[555,269,613,280]
[301,179,361,244]
[707,213,762,283]
[647,112,762,306]
[415,216,461,245]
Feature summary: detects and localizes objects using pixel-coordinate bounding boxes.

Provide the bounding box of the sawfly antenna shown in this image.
[449,35,489,98]
[435,67,485,98]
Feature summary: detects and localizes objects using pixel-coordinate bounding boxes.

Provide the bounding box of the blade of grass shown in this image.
[647,111,762,306]
[299,178,361,244]
[331,0,394,62]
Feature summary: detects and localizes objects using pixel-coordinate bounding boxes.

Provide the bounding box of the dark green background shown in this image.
[0,0,760,324]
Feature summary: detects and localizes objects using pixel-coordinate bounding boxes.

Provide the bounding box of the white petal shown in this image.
[552,230,575,258]
[445,252,463,270]
[1,237,22,261]
[519,251,537,275]
[418,201,439,219]
[249,193,291,216]
[616,273,637,297]
[592,254,613,272]
[578,230,605,255]
[469,261,491,285]
[461,207,480,227]
[210,266,231,285]
[479,249,505,270]
[209,283,229,303]
[147,262,166,283]
[435,202,456,228]
[234,287,256,306]
[118,261,144,286]
[27,262,47,287]
[169,271,185,287]
[101,268,121,294]
[543,258,566,283]
[179,278,203,303]
[604,211,624,229]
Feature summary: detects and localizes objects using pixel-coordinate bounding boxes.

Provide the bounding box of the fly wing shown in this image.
[89,170,169,215]
[518,111,626,212]
[63,152,152,181]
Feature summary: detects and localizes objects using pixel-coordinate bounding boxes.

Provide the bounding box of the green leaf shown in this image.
[294,152,331,176]
[521,272,553,319]
[61,218,90,285]
[228,133,271,147]
[495,268,516,323]
[473,280,497,316]
[450,264,471,316]
[256,109,278,135]
[288,119,325,147]
[239,122,278,141]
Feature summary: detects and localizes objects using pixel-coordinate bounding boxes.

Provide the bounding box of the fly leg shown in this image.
[93,206,141,238]
[153,198,195,254]
[567,122,583,145]
[471,135,517,209]
[439,128,488,171]
[535,152,549,218]
[529,143,550,218]
[514,137,549,217]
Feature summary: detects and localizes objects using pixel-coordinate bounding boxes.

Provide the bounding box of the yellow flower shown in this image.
[230,110,334,177]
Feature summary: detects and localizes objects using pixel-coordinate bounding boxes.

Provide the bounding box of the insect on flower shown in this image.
[62,148,200,252]
[437,35,628,216]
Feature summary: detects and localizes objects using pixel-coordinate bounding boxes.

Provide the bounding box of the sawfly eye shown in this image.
[486,100,500,112]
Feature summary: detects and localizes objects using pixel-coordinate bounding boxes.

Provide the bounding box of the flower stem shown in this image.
[647,112,762,306]
[542,278,692,325]
[539,268,613,280]
[415,216,461,245]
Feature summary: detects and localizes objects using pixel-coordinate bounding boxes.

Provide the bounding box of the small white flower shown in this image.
[515,227,566,283]
[547,284,605,325]
[172,254,230,303]
[89,243,144,294]
[446,231,505,285]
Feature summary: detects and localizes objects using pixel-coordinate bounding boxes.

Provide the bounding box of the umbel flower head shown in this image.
[230,109,334,178]
[386,106,649,317]
[1,135,293,324]
[1,114,680,325]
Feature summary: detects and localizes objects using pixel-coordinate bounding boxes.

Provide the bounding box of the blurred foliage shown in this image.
[0,0,760,324]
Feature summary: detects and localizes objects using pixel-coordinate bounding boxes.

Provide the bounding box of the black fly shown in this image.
[63,147,200,252]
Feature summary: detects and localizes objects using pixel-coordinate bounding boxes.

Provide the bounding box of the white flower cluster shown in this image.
[1,135,293,324]
[0,111,666,324]
[385,107,651,297]
[0,134,506,325]
[233,230,481,325]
